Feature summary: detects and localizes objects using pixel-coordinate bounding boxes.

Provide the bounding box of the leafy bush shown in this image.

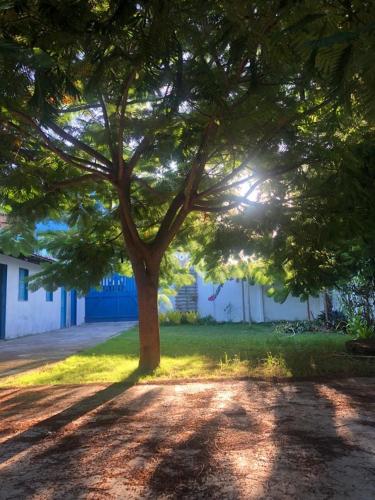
[159,310,182,325]
[159,310,201,326]
[197,314,217,325]
[317,310,347,331]
[338,261,375,327]
[220,352,241,369]
[346,312,375,339]
[273,320,321,336]
[183,311,199,324]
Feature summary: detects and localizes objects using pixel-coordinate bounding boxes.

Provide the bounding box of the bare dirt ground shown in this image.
[0,378,374,500]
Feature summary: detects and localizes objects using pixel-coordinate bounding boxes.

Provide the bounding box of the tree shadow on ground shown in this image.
[144,390,259,498]
[35,387,162,500]
[258,381,375,498]
[0,387,82,416]
[1,378,374,499]
[0,368,142,466]
[1,384,251,498]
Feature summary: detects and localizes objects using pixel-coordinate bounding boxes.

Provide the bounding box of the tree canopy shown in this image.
[200,126,375,301]
[0,0,374,368]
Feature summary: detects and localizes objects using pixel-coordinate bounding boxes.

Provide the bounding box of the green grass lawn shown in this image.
[2,323,375,386]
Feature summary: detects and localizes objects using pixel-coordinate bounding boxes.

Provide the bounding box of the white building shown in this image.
[0,253,85,340]
[172,273,325,322]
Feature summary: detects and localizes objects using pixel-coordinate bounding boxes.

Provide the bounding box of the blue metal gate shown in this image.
[60,288,67,328]
[85,274,138,322]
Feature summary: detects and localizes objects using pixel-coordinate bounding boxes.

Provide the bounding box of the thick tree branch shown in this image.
[116,136,154,259]
[192,194,264,213]
[99,94,116,165]
[153,121,218,250]
[127,136,153,175]
[9,108,112,170]
[197,96,333,200]
[194,160,310,213]
[198,175,253,198]
[4,119,110,177]
[57,103,101,113]
[132,175,168,201]
[153,192,185,245]
[183,121,219,208]
[45,119,112,170]
[197,154,254,200]
[117,186,145,258]
[191,203,238,213]
[118,70,136,179]
[47,173,105,190]
[155,205,189,256]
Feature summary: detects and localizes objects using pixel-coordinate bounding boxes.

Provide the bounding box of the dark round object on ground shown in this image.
[346,339,375,355]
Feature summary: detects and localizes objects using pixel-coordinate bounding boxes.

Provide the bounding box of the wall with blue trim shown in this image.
[0,253,85,339]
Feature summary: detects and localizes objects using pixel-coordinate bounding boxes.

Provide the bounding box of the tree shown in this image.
[200,126,375,303]
[338,259,375,326]
[0,0,374,370]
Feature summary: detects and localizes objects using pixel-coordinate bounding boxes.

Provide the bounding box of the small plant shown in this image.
[220,352,242,370]
[346,312,375,339]
[159,310,201,326]
[159,312,167,324]
[317,310,347,331]
[159,310,182,325]
[263,353,290,377]
[182,311,199,324]
[273,320,321,336]
[274,321,301,336]
[224,302,233,322]
[198,315,217,325]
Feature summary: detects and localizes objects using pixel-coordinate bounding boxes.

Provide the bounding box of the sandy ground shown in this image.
[0,378,374,500]
[0,322,137,377]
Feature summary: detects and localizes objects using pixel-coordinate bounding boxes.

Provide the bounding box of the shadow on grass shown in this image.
[0,368,143,466]
[5,325,375,386]
[43,330,375,381]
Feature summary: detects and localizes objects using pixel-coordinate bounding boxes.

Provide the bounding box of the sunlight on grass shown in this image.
[2,324,375,387]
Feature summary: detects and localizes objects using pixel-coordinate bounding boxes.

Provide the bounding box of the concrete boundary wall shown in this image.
[195,274,324,322]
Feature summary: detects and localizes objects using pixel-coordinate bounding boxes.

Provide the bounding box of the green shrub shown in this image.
[317,310,347,331]
[346,312,375,339]
[273,320,321,336]
[158,312,167,324]
[165,310,182,325]
[197,315,217,325]
[159,310,201,325]
[184,311,199,324]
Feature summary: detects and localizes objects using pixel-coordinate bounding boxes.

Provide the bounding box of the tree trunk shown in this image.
[324,291,332,323]
[134,267,160,372]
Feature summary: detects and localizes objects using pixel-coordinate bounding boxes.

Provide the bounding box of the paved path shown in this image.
[0,322,137,377]
[0,378,374,499]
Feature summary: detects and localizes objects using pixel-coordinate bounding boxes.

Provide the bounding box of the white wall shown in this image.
[197,275,246,322]
[0,254,85,339]
[196,274,325,322]
[308,295,326,319]
[263,292,310,321]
